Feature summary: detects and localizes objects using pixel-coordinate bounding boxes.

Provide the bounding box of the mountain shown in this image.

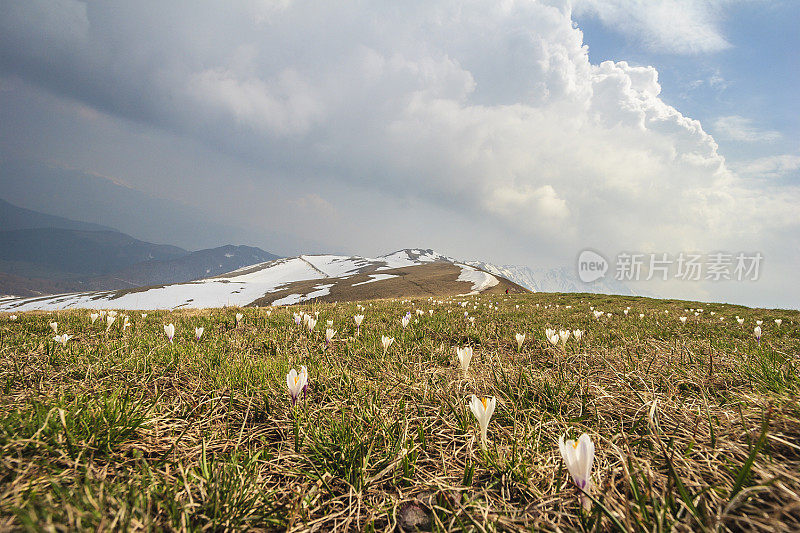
[0,271,86,298]
[0,228,187,279]
[0,249,528,311]
[0,244,279,297]
[0,197,118,233]
[79,245,280,291]
[466,261,637,296]
[0,199,280,296]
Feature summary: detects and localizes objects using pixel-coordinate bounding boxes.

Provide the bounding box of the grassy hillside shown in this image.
[0,294,798,531]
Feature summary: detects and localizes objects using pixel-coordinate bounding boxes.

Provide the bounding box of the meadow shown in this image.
[0,294,798,531]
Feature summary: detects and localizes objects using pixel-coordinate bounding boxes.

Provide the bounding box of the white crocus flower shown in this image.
[639,313,644,319]
[49,322,58,334]
[469,395,496,450]
[307,318,317,332]
[737,317,745,325]
[122,316,130,330]
[573,330,582,342]
[456,347,473,376]
[9,315,17,321]
[679,317,687,324]
[754,326,762,342]
[592,310,603,320]
[354,314,364,335]
[624,309,629,316]
[236,313,243,325]
[141,313,148,318]
[549,333,560,346]
[195,327,204,340]
[756,320,763,326]
[53,334,71,346]
[106,315,116,331]
[90,313,99,324]
[545,328,555,339]
[164,323,175,343]
[515,333,525,351]
[326,320,334,328]
[559,330,571,344]
[775,319,782,326]
[381,335,394,355]
[286,367,308,406]
[401,315,410,329]
[558,433,596,509]
[325,328,336,346]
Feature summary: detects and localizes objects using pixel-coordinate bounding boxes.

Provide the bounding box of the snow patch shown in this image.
[271,283,334,307]
[301,255,372,277]
[456,264,499,294]
[352,274,397,286]
[271,293,302,306]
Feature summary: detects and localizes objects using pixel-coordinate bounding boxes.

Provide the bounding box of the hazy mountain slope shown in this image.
[0,200,282,296]
[80,245,280,290]
[0,228,188,279]
[0,245,280,296]
[0,198,117,232]
[0,271,83,298]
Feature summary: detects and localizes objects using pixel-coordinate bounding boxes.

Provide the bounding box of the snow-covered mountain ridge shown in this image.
[0,248,633,311]
[0,249,515,311]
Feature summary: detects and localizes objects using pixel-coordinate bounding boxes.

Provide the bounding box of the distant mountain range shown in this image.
[466,261,637,296]
[0,198,279,297]
[0,249,528,311]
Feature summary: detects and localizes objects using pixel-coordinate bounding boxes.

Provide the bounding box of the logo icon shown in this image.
[577,249,608,283]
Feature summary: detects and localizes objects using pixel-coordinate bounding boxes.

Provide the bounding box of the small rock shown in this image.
[398,502,430,531]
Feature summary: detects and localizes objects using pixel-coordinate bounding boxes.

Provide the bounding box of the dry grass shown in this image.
[0,294,799,531]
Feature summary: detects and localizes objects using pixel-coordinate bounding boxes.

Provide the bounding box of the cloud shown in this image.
[713,115,782,142]
[0,0,797,306]
[733,155,800,179]
[573,0,742,54]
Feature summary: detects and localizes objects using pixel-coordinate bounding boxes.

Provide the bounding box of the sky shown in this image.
[0,0,798,309]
